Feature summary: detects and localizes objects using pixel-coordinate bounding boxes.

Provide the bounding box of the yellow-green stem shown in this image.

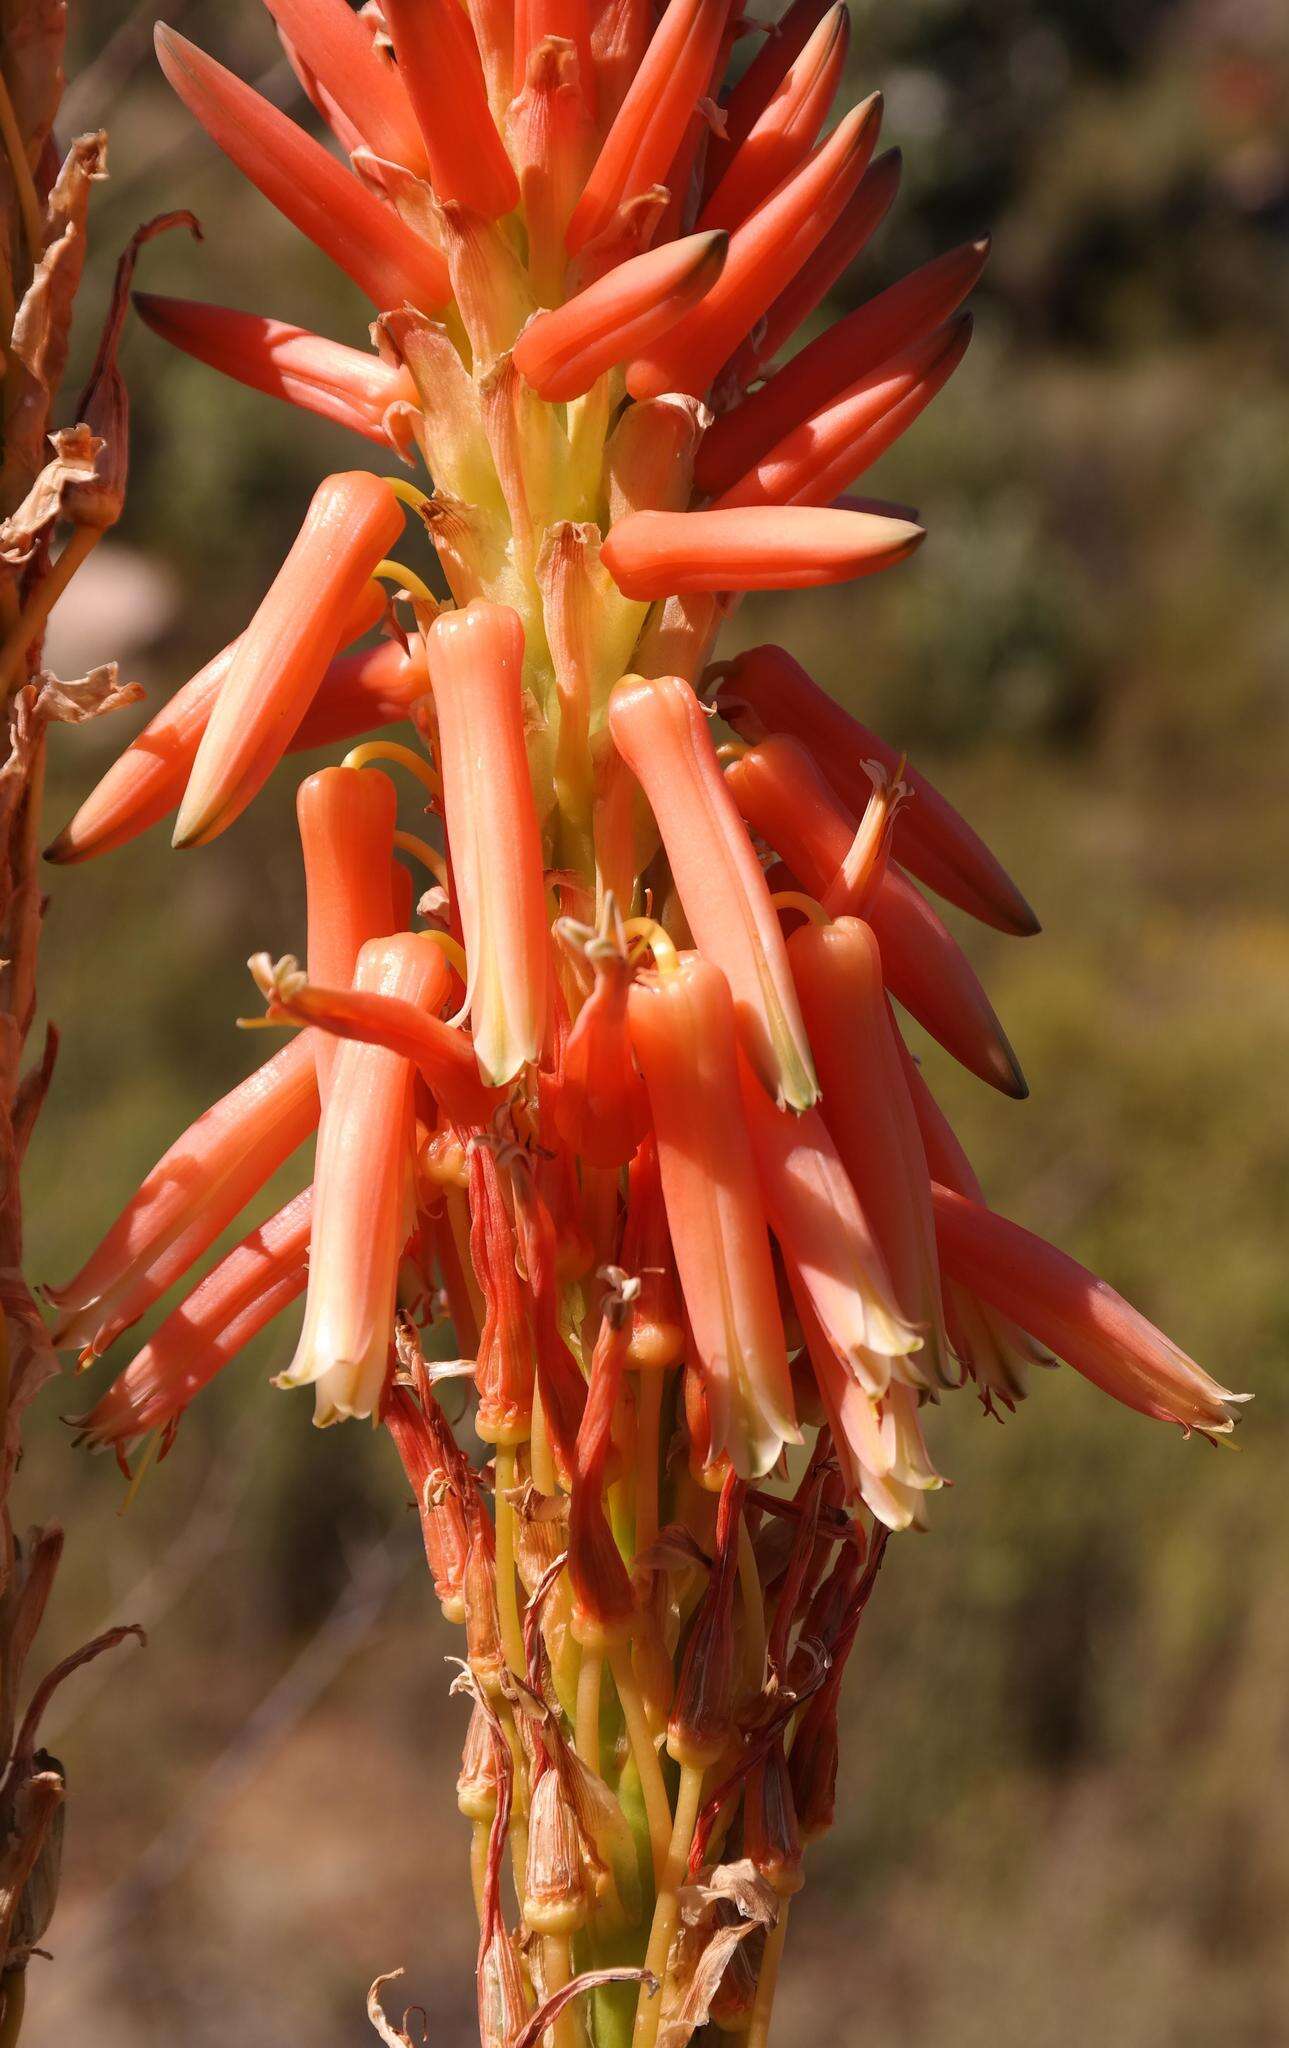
[630,1763,706,2048]
[745,1901,790,2048]
[575,1645,602,1775]
[608,1641,671,1887]
[494,1445,527,1676]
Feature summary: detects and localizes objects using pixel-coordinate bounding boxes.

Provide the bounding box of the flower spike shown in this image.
[602,504,924,598]
[154,26,449,311]
[608,672,818,1110]
[133,294,414,444]
[173,472,402,848]
[426,603,550,1086]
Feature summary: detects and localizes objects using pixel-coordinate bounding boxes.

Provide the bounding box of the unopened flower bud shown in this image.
[458,1700,502,1821]
[667,1472,744,1768]
[744,1737,804,1895]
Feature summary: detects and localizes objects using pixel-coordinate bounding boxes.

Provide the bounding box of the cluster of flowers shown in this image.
[49,1,1244,2041]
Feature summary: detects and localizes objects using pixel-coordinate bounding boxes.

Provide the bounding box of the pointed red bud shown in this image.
[698,4,849,234]
[667,1471,745,1765]
[382,0,520,219]
[568,1293,636,1643]
[514,230,727,400]
[698,238,989,496]
[624,94,882,401]
[566,0,736,254]
[602,504,924,597]
[707,0,836,179]
[133,293,414,443]
[154,27,449,310]
[260,0,429,171]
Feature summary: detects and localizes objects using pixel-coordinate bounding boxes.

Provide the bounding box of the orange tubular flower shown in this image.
[736,1053,921,1396]
[716,643,1037,933]
[132,294,414,443]
[712,314,973,512]
[797,1295,942,1530]
[565,0,736,253]
[698,238,990,497]
[426,604,549,1087]
[608,673,818,1110]
[259,0,430,173]
[624,94,883,401]
[513,231,728,401]
[154,28,448,312]
[251,953,500,1130]
[74,1189,313,1457]
[789,917,955,1389]
[47,634,426,867]
[551,937,649,1168]
[382,0,520,220]
[930,1187,1248,1439]
[174,472,403,848]
[277,935,443,1423]
[706,0,835,179]
[384,1349,473,1622]
[297,765,399,1091]
[602,504,924,598]
[48,1032,319,1362]
[628,954,800,1480]
[698,5,849,234]
[468,1144,536,1449]
[724,733,1026,1096]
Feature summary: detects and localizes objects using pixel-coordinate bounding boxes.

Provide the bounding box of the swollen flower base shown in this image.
[53,3,1246,2042]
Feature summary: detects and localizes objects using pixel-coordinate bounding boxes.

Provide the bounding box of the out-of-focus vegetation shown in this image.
[15,1,1289,2043]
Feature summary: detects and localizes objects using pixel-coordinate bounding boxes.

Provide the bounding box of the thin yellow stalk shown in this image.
[745,1901,790,2048]
[608,1642,673,1888]
[574,1645,602,1774]
[630,1762,706,2048]
[493,1444,528,1676]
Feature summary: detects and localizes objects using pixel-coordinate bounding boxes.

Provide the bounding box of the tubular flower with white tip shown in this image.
[52,7,1245,2044]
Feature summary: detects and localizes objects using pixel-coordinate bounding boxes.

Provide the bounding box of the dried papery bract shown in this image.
[48,5,1248,2042]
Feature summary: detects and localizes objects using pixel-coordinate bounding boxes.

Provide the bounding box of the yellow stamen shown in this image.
[769,890,831,925]
[419,928,470,982]
[342,739,442,798]
[372,558,437,605]
[117,1429,163,1516]
[393,829,448,884]
[385,477,433,515]
[623,917,681,976]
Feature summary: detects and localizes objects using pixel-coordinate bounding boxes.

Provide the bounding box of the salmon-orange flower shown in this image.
[48,1033,319,1362]
[426,603,550,1086]
[73,1189,313,1456]
[382,0,520,220]
[608,672,818,1110]
[45,609,423,866]
[276,935,444,1423]
[551,921,649,1168]
[174,472,403,848]
[716,642,1037,934]
[261,0,429,173]
[725,732,1025,1095]
[296,764,400,1091]
[627,953,799,1479]
[930,1186,1247,1439]
[789,916,955,1389]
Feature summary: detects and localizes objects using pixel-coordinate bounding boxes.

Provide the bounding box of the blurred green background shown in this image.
[16,0,1289,2042]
